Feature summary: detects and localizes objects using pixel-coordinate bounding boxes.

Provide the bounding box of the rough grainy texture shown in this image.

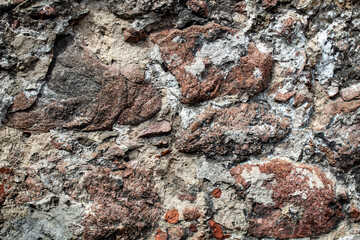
[0,0,360,239]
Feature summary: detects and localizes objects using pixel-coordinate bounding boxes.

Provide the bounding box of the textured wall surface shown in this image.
[0,0,360,239]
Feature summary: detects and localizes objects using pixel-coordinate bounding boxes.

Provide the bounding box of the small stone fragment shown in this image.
[178,193,197,203]
[183,207,201,221]
[155,229,168,240]
[340,83,360,101]
[209,219,227,240]
[168,226,185,240]
[186,0,208,17]
[104,146,125,159]
[211,188,222,198]
[139,121,172,138]
[189,223,198,232]
[165,209,180,224]
[350,203,360,222]
[274,91,296,103]
[123,28,147,43]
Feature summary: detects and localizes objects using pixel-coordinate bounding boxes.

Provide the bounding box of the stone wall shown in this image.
[0,0,360,239]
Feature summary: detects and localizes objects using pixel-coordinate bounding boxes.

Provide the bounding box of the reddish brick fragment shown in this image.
[155,229,168,240]
[165,209,180,224]
[211,188,222,198]
[274,91,296,103]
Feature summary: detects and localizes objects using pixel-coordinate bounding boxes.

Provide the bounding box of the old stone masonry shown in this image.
[1,0,360,239]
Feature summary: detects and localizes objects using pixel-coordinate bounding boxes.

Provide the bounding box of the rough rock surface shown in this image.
[1,0,360,239]
[151,23,273,104]
[176,103,290,157]
[231,159,343,239]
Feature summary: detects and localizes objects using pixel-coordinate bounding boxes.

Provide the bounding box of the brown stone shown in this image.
[79,163,161,239]
[165,209,180,224]
[138,121,172,138]
[186,0,208,17]
[183,207,201,221]
[230,159,343,239]
[4,35,161,132]
[9,92,37,112]
[211,188,222,198]
[274,91,296,103]
[104,146,125,159]
[119,63,145,83]
[262,0,278,8]
[123,28,147,43]
[350,203,360,222]
[234,1,246,14]
[178,193,197,203]
[176,103,290,157]
[189,223,198,232]
[150,23,273,104]
[0,168,12,206]
[155,229,168,240]
[209,219,228,240]
[340,83,360,101]
[293,94,312,108]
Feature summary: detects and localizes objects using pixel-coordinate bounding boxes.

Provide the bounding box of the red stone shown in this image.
[77,163,161,239]
[0,168,12,206]
[138,121,172,138]
[209,219,227,240]
[150,23,273,104]
[189,223,198,232]
[182,207,201,221]
[293,94,312,108]
[230,159,343,239]
[123,28,147,43]
[234,1,246,14]
[9,92,37,112]
[165,209,180,224]
[155,229,168,240]
[211,188,222,198]
[350,203,360,222]
[274,91,296,103]
[262,0,278,8]
[104,146,125,159]
[161,149,171,156]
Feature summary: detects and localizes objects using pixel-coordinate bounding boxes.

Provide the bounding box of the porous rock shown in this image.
[230,159,343,239]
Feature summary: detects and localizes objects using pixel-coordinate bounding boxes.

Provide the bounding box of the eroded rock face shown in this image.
[79,164,161,239]
[230,159,343,239]
[4,35,161,132]
[176,103,290,157]
[314,99,360,170]
[10,155,161,240]
[1,0,360,239]
[151,23,273,104]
